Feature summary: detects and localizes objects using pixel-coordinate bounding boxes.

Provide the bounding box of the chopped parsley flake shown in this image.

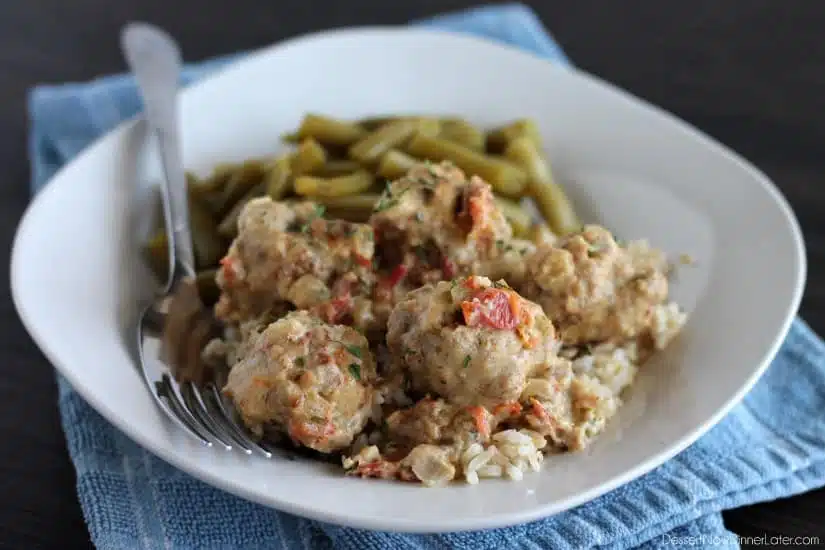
[295,357,305,367]
[348,363,361,380]
[374,182,394,212]
[496,239,505,249]
[300,205,326,233]
[463,355,471,368]
[345,345,362,359]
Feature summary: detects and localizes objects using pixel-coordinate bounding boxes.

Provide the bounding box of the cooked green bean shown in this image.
[439,118,485,151]
[348,119,423,166]
[294,170,375,197]
[290,114,367,147]
[311,160,361,177]
[310,193,381,212]
[494,197,532,238]
[486,119,543,154]
[218,181,267,238]
[266,155,293,200]
[196,269,221,306]
[405,133,527,197]
[187,166,234,213]
[319,193,381,222]
[213,160,267,217]
[357,115,409,131]
[144,229,169,282]
[376,150,419,180]
[504,136,580,235]
[189,196,226,269]
[186,172,213,203]
[290,138,327,176]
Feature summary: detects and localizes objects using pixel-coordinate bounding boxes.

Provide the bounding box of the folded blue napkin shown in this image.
[27,3,824,549]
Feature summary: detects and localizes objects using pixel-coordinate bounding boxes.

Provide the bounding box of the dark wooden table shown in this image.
[1,1,824,548]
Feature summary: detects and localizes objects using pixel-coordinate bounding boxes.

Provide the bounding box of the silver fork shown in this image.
[122,22,271,457]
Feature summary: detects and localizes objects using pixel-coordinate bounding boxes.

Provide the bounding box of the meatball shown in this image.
[223,311,376,453]
[368,161,533,322]
[215,197,375,326]
[386,276,558,407]
[521,225,670,345]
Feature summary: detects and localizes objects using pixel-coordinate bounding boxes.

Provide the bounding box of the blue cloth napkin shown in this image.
[27,4,824,549]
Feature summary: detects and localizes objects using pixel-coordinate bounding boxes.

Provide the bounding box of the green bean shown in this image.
[290,138,327,176]
[314,193,382,222]
[213,160,267,217]
[439,118,485,151]
[196,269,221,306]
[290,114,367,147]
[187,167,233,214]
[218,181,267,238]
[311,160,361,177]
[376,150,419,180]
[405,133,527,197]
[486,119,543,154]
[189,196,226,269]
[348,119,422,166]
[504,136,580,235]
[311,193,381,211]
[266,155,293,200]
[186,172,213,203]
[294,170,375,197]
[494,197,533,238]
[144,229,169,282]
[357,115,410,131]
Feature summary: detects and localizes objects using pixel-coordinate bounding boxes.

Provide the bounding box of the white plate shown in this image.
[11,27,806,533]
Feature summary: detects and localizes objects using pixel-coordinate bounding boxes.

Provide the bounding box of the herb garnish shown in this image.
[348,363,361,380]
[295,357,305,367]
[345,345,362,359]
[300,205,326,233]
[374,182,395,212]
[463,355,471,368]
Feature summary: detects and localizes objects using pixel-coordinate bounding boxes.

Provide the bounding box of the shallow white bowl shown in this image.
[11,27,806,532]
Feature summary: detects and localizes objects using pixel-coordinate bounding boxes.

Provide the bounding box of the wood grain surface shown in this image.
[1,1,824,548]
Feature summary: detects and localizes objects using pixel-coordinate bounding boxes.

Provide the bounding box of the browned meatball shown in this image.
[386,276,557,408]
[215,197,375,327]
[367,162,531,316]
[223,311,376,453]
[521,225,670,345]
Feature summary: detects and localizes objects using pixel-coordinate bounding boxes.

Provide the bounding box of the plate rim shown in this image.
[11,25,808,533]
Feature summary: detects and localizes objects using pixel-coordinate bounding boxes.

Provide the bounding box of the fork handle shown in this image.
[121,23,196,283]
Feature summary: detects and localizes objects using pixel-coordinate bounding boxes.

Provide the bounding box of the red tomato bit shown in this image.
[461,288,518,330]
[386,264,408,288]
